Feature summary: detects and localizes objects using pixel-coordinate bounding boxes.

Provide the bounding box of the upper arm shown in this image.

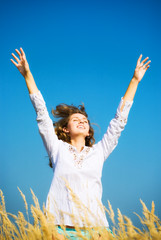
[29,91,60,163]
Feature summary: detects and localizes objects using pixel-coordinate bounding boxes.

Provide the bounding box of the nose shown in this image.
[79,119,84,124]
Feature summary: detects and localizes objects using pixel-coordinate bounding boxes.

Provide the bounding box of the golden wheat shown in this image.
[0,187,161,240]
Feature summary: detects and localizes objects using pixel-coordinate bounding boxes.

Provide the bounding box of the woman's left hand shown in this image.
[133,54,151,83]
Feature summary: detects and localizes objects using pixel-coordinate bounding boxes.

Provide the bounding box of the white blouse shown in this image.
[29,91,133,227]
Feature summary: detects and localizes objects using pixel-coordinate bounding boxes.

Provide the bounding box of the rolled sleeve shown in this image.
[116,97,133,123]
[97,97,133,162]
[29,91,59,165]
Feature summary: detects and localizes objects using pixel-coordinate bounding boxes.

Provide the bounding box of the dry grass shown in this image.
[0,187,161,240]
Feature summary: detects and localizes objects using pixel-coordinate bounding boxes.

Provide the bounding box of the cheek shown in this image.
[87,125,90,132]
[68,122,77,131]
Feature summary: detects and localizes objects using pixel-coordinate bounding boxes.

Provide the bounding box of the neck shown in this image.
[70,136,86,153]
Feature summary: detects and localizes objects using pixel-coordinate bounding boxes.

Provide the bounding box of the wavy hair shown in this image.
[49,103,95,168]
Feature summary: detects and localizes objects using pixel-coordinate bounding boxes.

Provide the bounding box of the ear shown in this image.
[63,127,69,133]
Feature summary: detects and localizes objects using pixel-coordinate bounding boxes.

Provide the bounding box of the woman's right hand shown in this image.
[11,48,39,94]
[11,48,30,78]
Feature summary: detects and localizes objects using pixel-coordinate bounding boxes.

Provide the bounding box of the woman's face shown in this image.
[64,113,90,139]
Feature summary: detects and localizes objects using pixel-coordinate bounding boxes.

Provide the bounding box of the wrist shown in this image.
[24,69,31,79]
[132,76,139,85]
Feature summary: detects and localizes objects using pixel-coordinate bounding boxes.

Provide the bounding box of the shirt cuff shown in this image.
[116,97,133,120]
[29,90,46,112]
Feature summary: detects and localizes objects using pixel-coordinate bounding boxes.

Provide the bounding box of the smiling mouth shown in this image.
[77,125,85,129]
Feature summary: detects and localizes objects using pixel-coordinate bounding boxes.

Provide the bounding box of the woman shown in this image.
[11,48,150,239]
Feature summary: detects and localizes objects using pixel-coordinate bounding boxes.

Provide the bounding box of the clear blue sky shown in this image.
[1,0,161,228]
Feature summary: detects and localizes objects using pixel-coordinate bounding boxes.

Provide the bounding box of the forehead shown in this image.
[70,113,87,120]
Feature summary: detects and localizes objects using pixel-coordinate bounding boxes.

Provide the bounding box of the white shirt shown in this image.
[29,91,133,227]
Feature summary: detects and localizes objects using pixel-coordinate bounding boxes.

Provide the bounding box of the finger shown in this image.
[137,54,142,66]
[10,58,18,67]
[15,49,21,57]
[145,65,150,71]
[11,53,20,63]
[143,60,151,68]
[141,57,149,65]
[20,47,25,57]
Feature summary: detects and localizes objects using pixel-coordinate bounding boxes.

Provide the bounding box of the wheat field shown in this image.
[0,187,161,240]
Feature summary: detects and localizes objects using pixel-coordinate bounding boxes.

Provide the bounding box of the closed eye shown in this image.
[72,117,88,123]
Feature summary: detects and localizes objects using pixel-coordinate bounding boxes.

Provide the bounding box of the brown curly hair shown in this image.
[48,103,95,168]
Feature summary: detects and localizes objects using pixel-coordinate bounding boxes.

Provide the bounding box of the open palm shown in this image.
[11,48,29,77]
[133,54,151,83]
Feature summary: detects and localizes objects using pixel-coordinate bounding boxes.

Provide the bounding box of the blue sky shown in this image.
[1,0,161,229]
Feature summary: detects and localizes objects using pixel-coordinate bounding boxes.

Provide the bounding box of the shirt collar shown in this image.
[64,142,89,153]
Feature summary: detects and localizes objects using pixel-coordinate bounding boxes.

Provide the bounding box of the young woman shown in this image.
[11,48,150,239]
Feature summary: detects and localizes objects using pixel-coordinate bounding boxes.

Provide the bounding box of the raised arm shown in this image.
[11,48,39,94]
[120,54,151,112]
[11,48,59,166]
[97,54,151,162]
